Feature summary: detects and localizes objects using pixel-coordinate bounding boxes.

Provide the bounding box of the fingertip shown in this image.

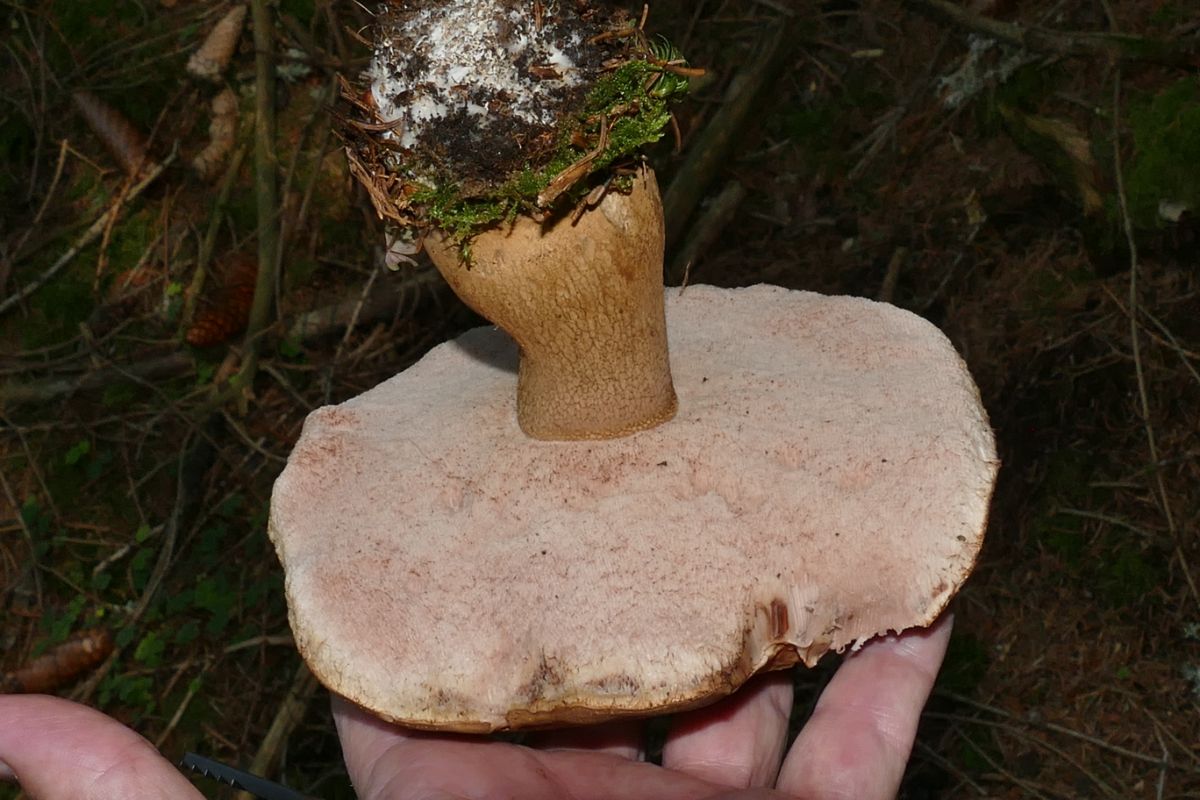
[528,719,645,761]
[661,670,793,789]
[0,694,204,800]
[0,757,14,782]
[776,613,954,800]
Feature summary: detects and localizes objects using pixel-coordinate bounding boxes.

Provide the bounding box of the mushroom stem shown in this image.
[423,168,677,440]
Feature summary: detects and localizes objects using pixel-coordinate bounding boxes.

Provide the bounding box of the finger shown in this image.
[776,613,953,800]
[333,695,740,800]
[0,694,205,800]
[661,670,793,788]
[527,719,645,761]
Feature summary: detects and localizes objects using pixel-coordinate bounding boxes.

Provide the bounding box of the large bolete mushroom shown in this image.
[270,1,999,733]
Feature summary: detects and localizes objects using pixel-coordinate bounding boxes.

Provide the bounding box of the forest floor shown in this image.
[2,1,1199,798]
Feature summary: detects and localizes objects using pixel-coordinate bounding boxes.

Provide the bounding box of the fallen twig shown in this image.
[0,353,192,408]
[0,152,176,318]
[662,18,795,251]
[1109,69,1197,610]
[2,270,445,408]
[669,179,746,286]
[2,139,70,290]
[232,662,319,800]
[907,0,1200,69]
[286,267,443,342]
[937,690,1200,774]
[928,711,1125,798]
[182,144,249,334]
[949,727,1057,799]
[71,426,217,703]
[236,0,282,401]
[154,660,209,748]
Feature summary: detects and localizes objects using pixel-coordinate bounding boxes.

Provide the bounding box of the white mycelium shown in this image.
[369,1,588,151]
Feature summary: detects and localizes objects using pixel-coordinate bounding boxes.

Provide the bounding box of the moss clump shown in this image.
[409,56,688,241]
[411,184,509,244]
[1125,78,1200,227]
[343,9,697,245]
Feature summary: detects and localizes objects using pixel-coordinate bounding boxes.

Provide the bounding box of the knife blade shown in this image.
[180,752,320,800]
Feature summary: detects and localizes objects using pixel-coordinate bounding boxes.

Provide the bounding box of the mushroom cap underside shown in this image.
[269,284,999,732]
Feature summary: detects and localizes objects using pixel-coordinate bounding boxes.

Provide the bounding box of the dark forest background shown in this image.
[2,1,1198,797]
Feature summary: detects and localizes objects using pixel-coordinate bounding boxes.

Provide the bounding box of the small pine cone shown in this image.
[4,629,113,694]
[192,88,240,179]
[186,255,258,347]
[226,251,259,290]
[187,4,247,82]
[72,91,149,176]
[186,309,241,347]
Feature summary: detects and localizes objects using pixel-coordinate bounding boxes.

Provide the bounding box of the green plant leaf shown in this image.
[116,626,138,649]
[64,439,91,465]
[134,631,165,667]
[175,621,201,645]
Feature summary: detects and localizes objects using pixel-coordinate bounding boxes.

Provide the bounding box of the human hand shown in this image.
[334,613,954,800]
[0,614,950,799]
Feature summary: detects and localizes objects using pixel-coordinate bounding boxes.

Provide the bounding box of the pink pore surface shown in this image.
[269,284,998,730]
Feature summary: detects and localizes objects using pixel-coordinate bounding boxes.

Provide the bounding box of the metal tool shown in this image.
[180,752,320,800]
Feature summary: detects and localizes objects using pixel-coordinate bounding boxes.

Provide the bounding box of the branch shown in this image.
[662,18,795,252]
[0,353,192,408]
[181,144,248,334]
[668,179,746,286]
[231,662,319,800]
[0,269,446,409]
[906,0,1200,69]
[0,153,176,318]
[237,0,282,398]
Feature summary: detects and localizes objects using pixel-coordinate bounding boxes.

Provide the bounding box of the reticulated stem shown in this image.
[424,168,677,441]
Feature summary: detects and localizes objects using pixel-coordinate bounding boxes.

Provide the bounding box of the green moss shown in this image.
[413,183,510,243]
[1125,78,1200,227]
[596,102,673,169]
[412,50,691,243]
[107,209,155,272]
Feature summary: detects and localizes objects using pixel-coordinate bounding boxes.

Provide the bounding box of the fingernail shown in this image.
[0,758,15,782]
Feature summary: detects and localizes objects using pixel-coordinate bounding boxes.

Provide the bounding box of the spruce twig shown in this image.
[236,0,282,408]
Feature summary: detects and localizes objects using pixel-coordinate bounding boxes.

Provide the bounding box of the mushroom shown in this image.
[269,1,999,732]
[422,167,675,440]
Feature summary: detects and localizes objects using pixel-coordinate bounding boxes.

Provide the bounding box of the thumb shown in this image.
[0,694,204,800]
